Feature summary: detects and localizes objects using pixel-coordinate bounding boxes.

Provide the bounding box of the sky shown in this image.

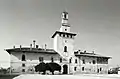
[0,0,120,68]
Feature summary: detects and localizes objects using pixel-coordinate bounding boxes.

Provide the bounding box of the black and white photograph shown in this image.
[0,0,120,79]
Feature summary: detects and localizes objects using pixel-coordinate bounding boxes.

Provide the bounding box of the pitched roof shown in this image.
[74,51,111,59]
[5,47,58,54]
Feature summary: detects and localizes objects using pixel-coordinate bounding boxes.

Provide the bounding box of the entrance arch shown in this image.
[63,64,68,74]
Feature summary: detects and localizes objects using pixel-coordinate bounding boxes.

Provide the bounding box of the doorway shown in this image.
[63,64,68,74]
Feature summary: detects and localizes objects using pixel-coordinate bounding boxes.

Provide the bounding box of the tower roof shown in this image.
[62,11,68,14]
[51,31,76,38]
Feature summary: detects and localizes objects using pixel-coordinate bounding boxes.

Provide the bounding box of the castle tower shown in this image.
[52,11,77,60]
[60,11,70,32]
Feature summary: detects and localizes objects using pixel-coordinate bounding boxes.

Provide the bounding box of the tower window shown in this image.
[64,46,67,52]
[60,58,62,63]
[22,54,26,61]
[75,59,77,63]
[22,63,25,67]
[64,14,67,19]
[51,56,54,62]
[39,57,44,62]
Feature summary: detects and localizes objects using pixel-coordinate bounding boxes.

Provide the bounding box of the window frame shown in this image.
[60,58,62,63]
[64,46,67,52]
[39,57,44,62]
[75,59,77,63]
[82,67,84,71]
[51,56,54,62]
[22,54,26,61]
[82,59,85,64]
[93,60,96,64]
[22,63,25,67]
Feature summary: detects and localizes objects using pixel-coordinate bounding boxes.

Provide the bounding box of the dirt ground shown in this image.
[13,74,120,79]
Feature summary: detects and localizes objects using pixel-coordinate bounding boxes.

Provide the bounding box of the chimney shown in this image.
[84,50,86,53]
[13,46,15,49]
[78,50,81,54]
[20,45,22,50]
[33,40,36,48]
[41,45,43,49]
[36,45,39,48]
[92,51,94,54]
[30,44,32,50]
[45,44,47,50]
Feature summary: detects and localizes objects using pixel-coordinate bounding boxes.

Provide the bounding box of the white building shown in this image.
[6,11,111,74]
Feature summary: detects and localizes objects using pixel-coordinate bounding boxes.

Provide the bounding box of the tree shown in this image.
[46,62,61,75]
[35,62,61,75]
[35,62,46,74]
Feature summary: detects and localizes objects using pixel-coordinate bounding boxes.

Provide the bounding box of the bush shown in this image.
[35,62,61,75]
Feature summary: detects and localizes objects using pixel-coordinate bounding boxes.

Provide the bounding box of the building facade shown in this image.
[6,11,111,74]
[6,46,62,74]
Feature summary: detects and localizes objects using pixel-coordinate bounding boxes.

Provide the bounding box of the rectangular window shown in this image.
[22,54,26,61]
[59,33,61,36]
[60,58,62,63]
[65,29,67,31]
[39,57,44,62]
[82,67,84,71]
[69,59,72,63]
[51,56,54,62]
[75,59,77,63]
[93,60,96,64]
[22,63,25,67]
[63,34,65,37]
[83,59,85,64]
[100,67,102,71]
[22,69,25,72]
[67,34,69,38]
[74,67,77,71]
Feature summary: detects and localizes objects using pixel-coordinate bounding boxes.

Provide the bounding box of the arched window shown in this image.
[22,54,25,61]
[64,46,67,52]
